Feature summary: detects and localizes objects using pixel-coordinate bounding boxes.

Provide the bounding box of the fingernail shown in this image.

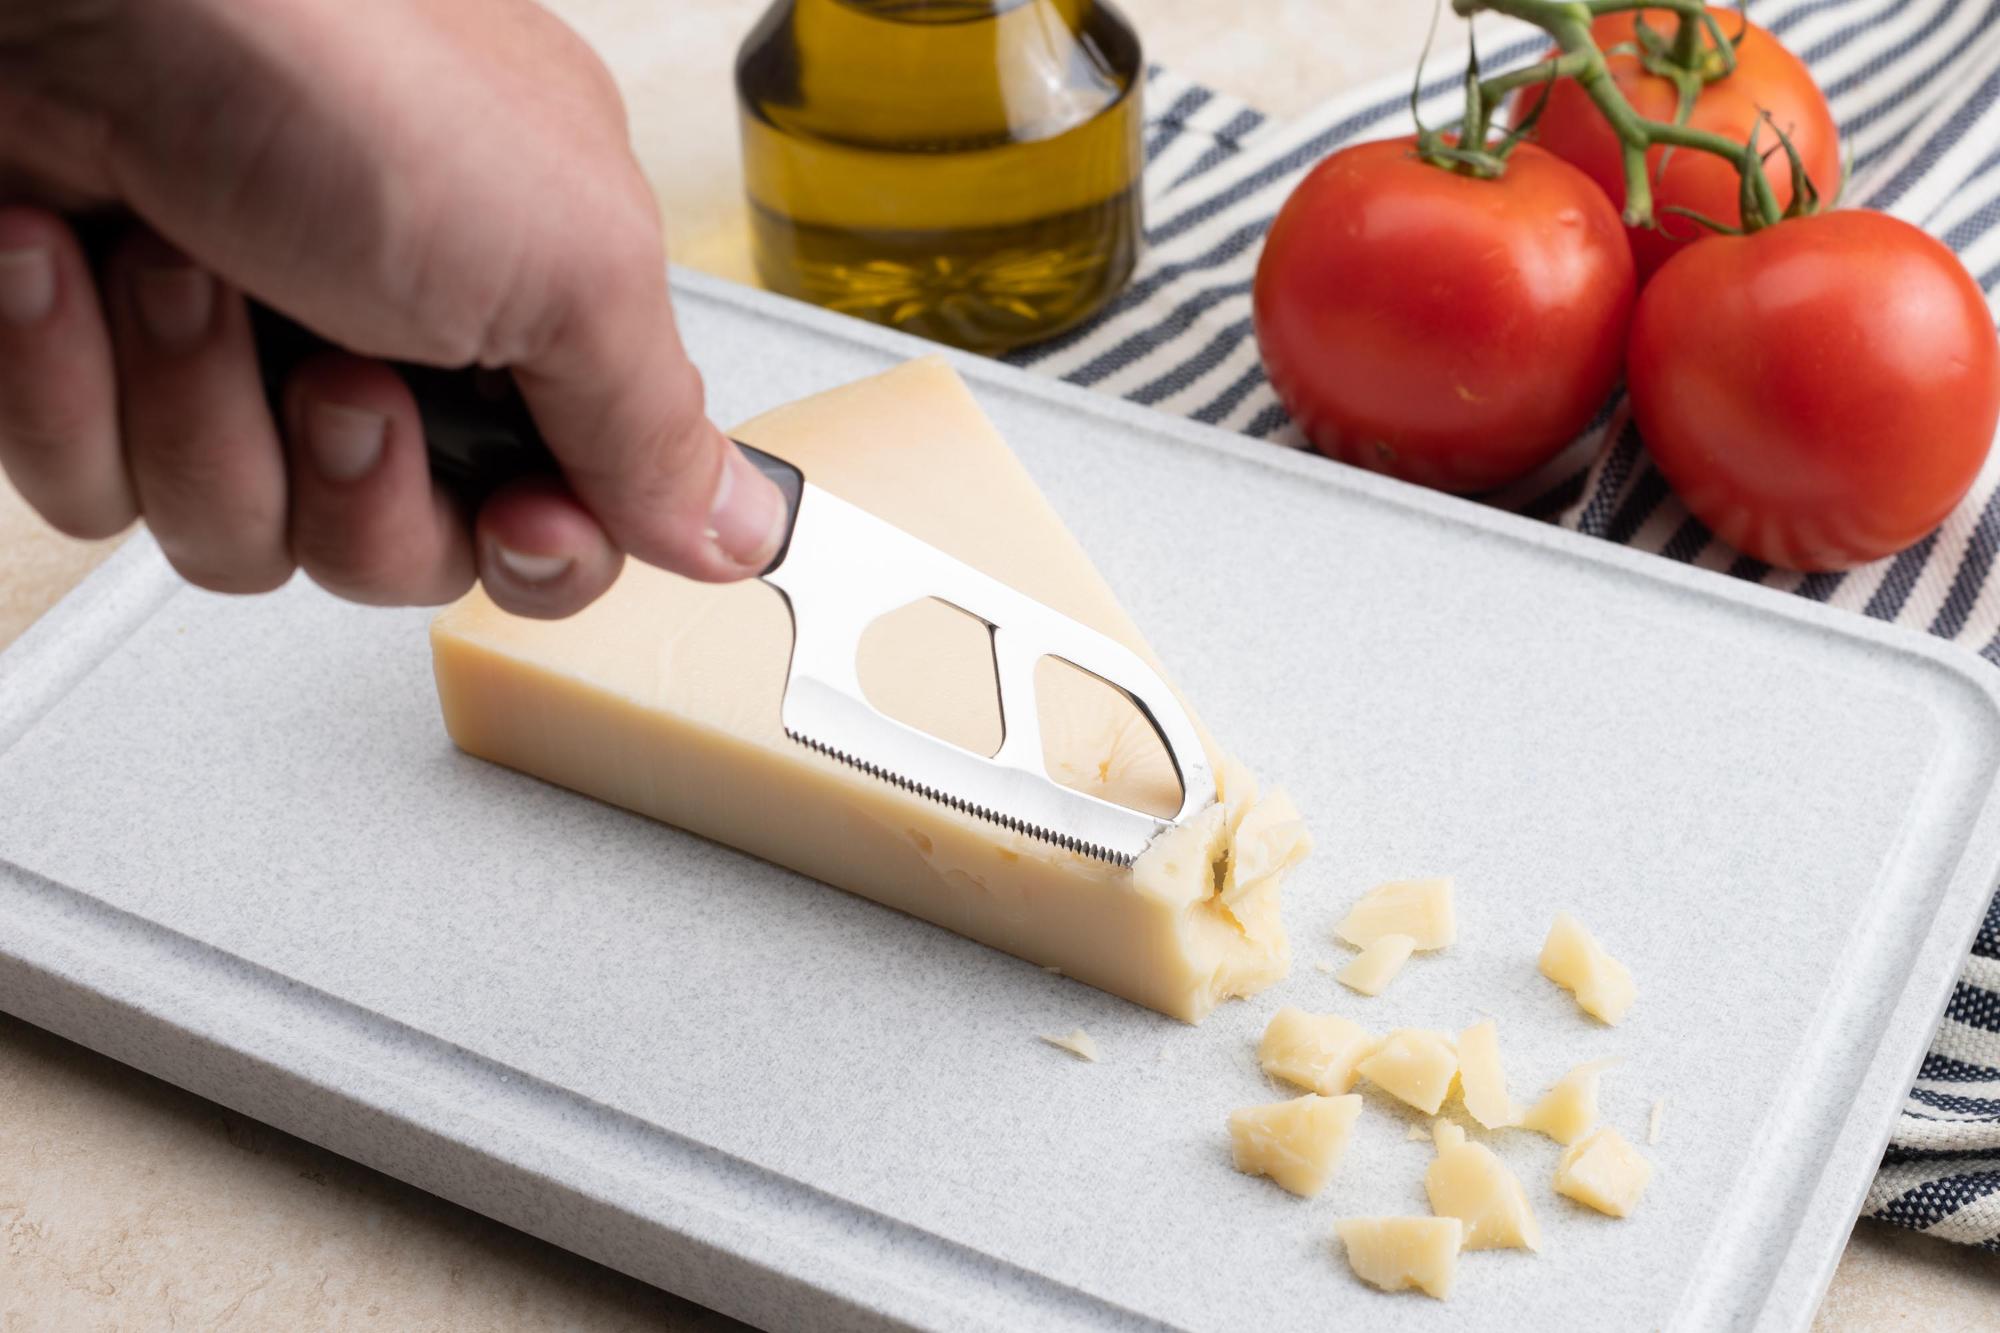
[706,444,786,568]
[0,247,55,328]
[494,545,573,585]
[134,264,214,348]
[305,402,387,482]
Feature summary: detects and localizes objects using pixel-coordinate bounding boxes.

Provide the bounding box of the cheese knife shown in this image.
[149,267,1219,864]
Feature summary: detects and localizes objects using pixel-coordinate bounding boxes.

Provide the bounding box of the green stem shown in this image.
[1448,0,1779,229]
[1668,7,1706,66]
[1476,51,1591,100]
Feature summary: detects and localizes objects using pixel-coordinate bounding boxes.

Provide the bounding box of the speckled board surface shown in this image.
[2,272,1998,1333]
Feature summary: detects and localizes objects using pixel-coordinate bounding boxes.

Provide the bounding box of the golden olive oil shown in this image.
[736,0,1144,354]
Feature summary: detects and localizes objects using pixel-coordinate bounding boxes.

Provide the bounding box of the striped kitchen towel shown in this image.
[1026,2,2000,1250]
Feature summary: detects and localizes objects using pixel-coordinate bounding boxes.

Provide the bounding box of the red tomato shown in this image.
[1253,137,1634,493]
[1522,8,1840,281]
[1628,210,1999,571]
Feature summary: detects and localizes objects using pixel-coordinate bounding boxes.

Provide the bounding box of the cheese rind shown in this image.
[1337,933,1416,996]
[1257,1007,1377,1096]
[1357,1029,1459,1116]
[1335,1217,1462,1300]
[1539,913,1636,1025]
[1336,878,1455,951]
[429,359,1303,1023]
[1228,1094,1364,1198]
[1425,1122,1540,1251]
[1455,1020,1520,1129]
[1554,1126,1654,1217]
[1520,1059,1618,1145]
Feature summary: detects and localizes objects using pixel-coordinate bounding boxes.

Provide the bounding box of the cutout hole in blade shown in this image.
[855,597,1003,758]
[1033,656,1184,819]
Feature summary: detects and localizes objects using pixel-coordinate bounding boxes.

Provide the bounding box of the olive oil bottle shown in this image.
[736,0,1144,354]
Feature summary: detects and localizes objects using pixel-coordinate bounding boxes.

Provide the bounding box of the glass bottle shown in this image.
[736,0,1144,355]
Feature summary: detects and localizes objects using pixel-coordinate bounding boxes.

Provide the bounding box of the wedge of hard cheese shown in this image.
[429,357,1306,1021]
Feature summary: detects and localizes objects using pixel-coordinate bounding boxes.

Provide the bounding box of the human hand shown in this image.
[0,0,786,617]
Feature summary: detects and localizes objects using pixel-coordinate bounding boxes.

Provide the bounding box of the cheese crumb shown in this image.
[1648,1098,1665,1146]
[1337,933,1416,995]
[1406,1122,1433,1141]
[1228,1093,1364,1198]
[1223,789,1312,908]
[1553,1126,1653,1217]
[1313,959,1337,975]
[1539,913,1636,1024]
[1425,1122,1541,1251]
[1335,1217,1463,1300]
[1336,877,1456,951]
[1519,1059,1618,1145]
[1257,1007,1377,1095]
[1040,1029,1098,1061]
[1357,1029,1459,1115]
[1455,1019,1521,1129]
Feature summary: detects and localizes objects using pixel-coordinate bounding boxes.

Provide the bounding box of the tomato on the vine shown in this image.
[1522,7,1840,280]
[1253,137,1634,494]
[1628,210,1999,571]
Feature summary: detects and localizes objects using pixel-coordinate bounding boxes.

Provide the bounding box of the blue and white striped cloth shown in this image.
[1011,0,2000,1251]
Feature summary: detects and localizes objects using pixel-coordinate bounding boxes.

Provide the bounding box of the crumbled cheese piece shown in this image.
[1425,1122,1540,1251]
[1337,933,1416,996]
[1224,788,1311,909]
[1040,1029,1098,1061]
[1455,1020,1521,1129]
[1539,913,1636,1024]
[1228,1094,1364,1198]
[1335,1217,1463,1300]
[1313,959,1337,975]
[1336,877,1456,951]
[1357,1029,1459,1115]
[1648,1098,1665,1146]
[1554,1126,1653,1217]
[1519,1059,1617,1145]
[1257,1007,1377,1095]
[1407,1123,1434,1141]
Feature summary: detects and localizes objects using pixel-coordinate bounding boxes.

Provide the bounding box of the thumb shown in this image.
[509,251,787,583]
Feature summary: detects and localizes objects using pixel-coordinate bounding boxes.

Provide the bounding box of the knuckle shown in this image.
[165,549,295,596]
[290,525,414,604]
[39,497,134,542]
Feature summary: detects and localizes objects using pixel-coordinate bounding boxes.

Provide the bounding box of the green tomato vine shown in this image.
[1414,0,1815,234]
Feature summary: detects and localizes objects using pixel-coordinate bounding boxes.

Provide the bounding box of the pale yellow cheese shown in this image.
[1040,1029,1098,1061]
[1519,1059,1618,1145]
[1553,1126,1654,1217]
[1336,877,1455,951]
[1539,913,1636,1025]
[1455,1019,1520,1129]
[1406,1122,1433,1141]
[1224,788,1310,911]
[1228,1094,1364,1198]
[1335,1217,1462,1300]
[1357,1029,1459,1115]
[1425,1122,1540,1251]
[1257,1007,1377,1096]
[1337,933,1415,996]
[430,359,1307,1022]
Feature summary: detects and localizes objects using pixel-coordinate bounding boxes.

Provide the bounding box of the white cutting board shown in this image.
[3,272,1997,1332]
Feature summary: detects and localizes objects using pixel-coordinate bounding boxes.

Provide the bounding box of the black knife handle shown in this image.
[78,214,804,574]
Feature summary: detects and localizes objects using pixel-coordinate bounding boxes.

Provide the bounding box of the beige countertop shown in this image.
[3,1,1996,1326]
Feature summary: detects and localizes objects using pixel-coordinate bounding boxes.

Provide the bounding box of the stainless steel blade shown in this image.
[759,480,1214,866]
